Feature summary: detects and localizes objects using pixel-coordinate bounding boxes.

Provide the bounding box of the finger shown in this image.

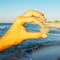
[32,18,46,28]
[22,17,49,34]
[21,17,46,29]
[32,19,50,34]
[40,28,50,34]
[22,10,44,16]
[20,17,37,25]
[27,10,44,16]
[21,10,46,21]
[14,17,36,25]
[26,32,47,39]
[20,17,46,28]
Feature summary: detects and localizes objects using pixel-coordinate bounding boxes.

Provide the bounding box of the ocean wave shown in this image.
[0,24,60,48]
[49,28,60,34]
[0,26,7,30]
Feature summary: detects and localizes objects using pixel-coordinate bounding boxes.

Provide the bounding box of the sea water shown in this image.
[0,23,60,60]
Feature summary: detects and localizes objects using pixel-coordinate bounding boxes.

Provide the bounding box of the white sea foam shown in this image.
[0,26,6,30]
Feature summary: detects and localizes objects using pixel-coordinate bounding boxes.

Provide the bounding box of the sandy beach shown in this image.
[44,22,60,29]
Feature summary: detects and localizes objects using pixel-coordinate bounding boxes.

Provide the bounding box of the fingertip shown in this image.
[42,34,47,38]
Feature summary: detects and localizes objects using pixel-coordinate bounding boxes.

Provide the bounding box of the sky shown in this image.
[0,0,60,23]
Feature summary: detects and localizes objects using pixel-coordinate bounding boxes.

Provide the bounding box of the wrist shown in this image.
[0,35,16,52]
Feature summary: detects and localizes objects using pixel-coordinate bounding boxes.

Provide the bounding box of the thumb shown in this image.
[26,32,47,39]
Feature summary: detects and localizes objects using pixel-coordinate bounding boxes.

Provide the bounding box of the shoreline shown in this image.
[0,22,60,30]
[44,22,60,30]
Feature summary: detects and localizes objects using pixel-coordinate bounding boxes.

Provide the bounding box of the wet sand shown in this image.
[44,22,60,29]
